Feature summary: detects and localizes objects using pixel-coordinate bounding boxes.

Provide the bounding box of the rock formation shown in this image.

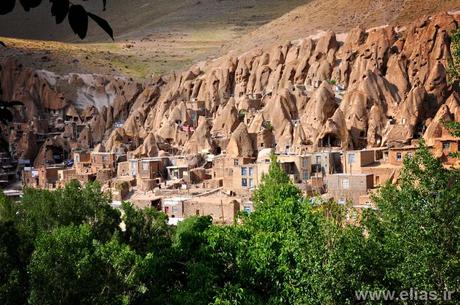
[1,12,460,164]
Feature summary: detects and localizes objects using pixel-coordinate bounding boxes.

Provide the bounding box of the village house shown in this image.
[166,165,190,183]
[117,157,170,191]
[183,195,240,224]
[433,136,460,167]
[218,149,312,195]
[233,161,258,194]
[117,161,132,178]
[388,145,418,166]
[73,150,92,174]
[161,196,190,224]
[137,159,165,191]
[341,149,378,174]
[326,173,374,206]
[37,165,65,189]
[278,154,311,182]
[340,148,400,187]
[311,151,343,176]
[57,168,95,187]
[360,162,400,187]
[22,167,39,188]
[208,156,256,190]
[90,151,117,172]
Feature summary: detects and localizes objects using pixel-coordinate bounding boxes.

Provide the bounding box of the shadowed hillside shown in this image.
[223,0,460,53]
[0,0,307,78]
[0,0,308,42]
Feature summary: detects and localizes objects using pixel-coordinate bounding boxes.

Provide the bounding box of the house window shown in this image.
[375,176,380,185]
[249,167,253,177]
[196,209,200,216]
[396,152,402,161]
[303,158,308,168]
[315,155,321,164]
[142,162,149,171]
[443,142,451,150]
[234,159,239,166]
[103,155,109,162]
[342,178,350,189]
[303,171,309,180]
[241,167,247,176]
[348,153,356,164]
[242,178,247,187]
[249,178,254,188]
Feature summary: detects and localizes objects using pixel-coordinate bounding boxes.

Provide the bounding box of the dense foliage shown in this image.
[0,147,459,304]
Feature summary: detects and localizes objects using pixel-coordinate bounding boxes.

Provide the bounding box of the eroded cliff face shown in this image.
[0,58,142,164]
[1,12,460,164]
[110,12,459,157]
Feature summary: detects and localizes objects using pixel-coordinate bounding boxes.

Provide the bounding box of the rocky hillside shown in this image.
[1,12,460,165]
[0,0,307,78]
[223,0,460,53]
[4,0,459,79]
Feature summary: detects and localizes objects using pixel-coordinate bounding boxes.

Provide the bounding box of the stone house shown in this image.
[277,154,311,183]
[433,136,460,166]
[161,196,190,223]
[166,165,190,183]
[310,151,343,177]
[341,149,377,174]
[73,150,92,174]
[138,159,163,180]
[227,151,311,194]
[209,156,256,190]
[90,152,117,172]
[22,167,39,188]
[183,195,240,224]
[388,146,418,166]
[360,163,400,187]
[38,165,65,189]
[326,173,374,206]
[57,168,95,187]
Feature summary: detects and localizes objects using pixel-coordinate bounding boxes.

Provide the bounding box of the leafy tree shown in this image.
[447,28,460,85]
[16,180,120,243]
[121,201,172,255]
[2,148,460,305]
[170,216,220,305]
[0,221,28,305]
[0,191,16,222]
[0,0,113,40]
[28,224,141,305]
[444,120,460,137]
[365,141,460,302]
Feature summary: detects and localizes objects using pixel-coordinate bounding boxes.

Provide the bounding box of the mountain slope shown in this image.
[0,0,307,78]
[2,12,460,167]
[0,0,308,42]
[222,0,460,54]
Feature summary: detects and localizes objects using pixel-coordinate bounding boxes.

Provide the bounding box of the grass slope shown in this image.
[222,0,460,53]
